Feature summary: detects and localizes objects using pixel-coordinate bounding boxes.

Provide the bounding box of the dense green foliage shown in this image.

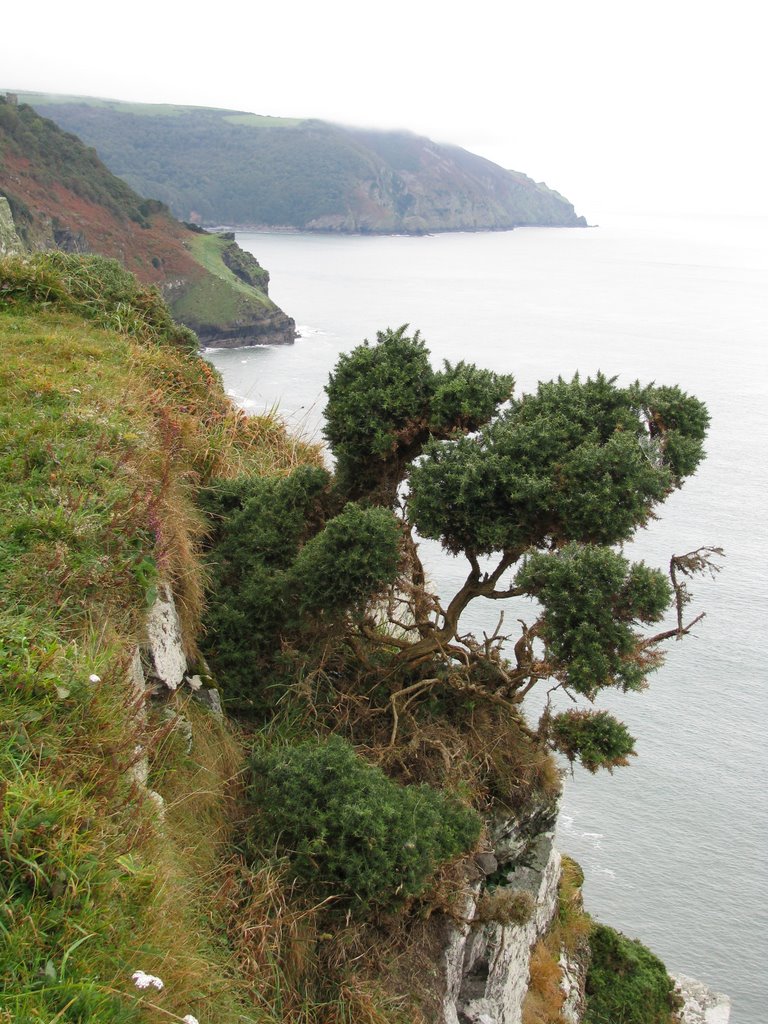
[408,374,708,556]
[246,736,481,914]
[292,502,402,617]
[324,325,513,498]
[585,924,678,1024]
[202,327,711,772]
[516,545,671,697]
[199,467,402,705]
[549,710,637,773]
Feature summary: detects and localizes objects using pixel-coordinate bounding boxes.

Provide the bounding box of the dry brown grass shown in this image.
[521,855,592,1024]
[522,940,567,1024]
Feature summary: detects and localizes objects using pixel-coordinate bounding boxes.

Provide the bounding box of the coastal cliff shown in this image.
[0,253,729,1024]
[0,95,295,345]
[17,94,587,234]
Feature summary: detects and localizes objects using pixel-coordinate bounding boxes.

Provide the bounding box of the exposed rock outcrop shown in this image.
[443,801,561,1024]
[673,975,731,1024]
[190,308,296,348]
[0,194,22,255]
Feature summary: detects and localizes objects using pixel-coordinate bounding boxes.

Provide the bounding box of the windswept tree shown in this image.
[203,325,719,774]
[323,327,719,772]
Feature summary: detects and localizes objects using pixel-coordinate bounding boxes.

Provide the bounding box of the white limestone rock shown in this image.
[673,974,731,1024]
[443,829,562,1024]
[559,949,586,1023]
[145,583,187,689]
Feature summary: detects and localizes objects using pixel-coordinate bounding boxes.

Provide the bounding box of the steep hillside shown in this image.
[0,252,321,1023]
[0,95,295,344]
[16,92,587,233]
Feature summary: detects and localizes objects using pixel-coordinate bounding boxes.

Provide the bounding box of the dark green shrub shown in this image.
[199,466,332,701]
[200,468,401,706]
[516,545,671,698]
[324,325,512,500]
[323,326,436,496]
[289,502,401,617]
[585,924,678,1024]
[550,709,637,773]
[246,736,481,914]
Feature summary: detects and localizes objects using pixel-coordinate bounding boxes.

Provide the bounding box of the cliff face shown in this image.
[306,131,587,234]
[443,806,563,1024]
[0,96,295,345]
[18,94,587,233]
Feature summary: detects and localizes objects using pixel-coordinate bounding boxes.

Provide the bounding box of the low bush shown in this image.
[246,735,481,914]
[200,469,402,707]
[584,924,678,1024]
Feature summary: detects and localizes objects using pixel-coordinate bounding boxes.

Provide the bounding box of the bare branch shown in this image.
[669,546,723,635]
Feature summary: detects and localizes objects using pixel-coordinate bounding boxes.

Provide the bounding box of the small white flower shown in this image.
[89,674,101,684]
[182,1016,200,1024]
[131,970,164,991]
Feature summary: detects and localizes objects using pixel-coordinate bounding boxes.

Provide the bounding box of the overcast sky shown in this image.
[2,0,765,221]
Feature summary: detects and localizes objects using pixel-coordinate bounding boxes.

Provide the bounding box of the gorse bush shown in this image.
[290,502,402,617]
[549,709,637,773]
[515,545,671,698]
[324,325,513,500]
[246,736,481,914]
[201,326,714,773]
[585,924,678,1024]
[200,468,402,706]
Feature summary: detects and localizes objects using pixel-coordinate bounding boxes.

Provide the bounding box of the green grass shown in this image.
[186,233,268,298]
[10,91,303,125]
[0,253,322,1023]
[223,114,304,128]
[11,92,233,117]
[169,233,275,330]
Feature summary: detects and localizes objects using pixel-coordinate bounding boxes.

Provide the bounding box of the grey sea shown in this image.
[207,215,768,1022]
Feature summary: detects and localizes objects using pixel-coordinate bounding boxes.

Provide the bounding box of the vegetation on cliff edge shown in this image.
[1,258,706,1024]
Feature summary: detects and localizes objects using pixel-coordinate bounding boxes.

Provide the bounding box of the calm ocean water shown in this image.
[208,215,768,1022]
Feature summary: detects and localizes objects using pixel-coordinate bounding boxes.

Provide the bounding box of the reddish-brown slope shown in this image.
[1,151,204,285]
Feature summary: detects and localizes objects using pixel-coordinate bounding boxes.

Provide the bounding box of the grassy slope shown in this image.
[170,233,270,327]
[5,92,302,126]
[0,253,318,1024]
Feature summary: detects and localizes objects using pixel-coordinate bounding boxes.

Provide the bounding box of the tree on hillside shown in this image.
[203,326,719,774]
[321,327,719,772]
